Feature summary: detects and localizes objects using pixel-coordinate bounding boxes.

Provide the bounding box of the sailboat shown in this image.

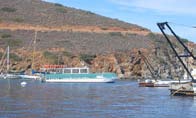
[137,50,189,87]
[0,46,19,79]
[18,31,41,80]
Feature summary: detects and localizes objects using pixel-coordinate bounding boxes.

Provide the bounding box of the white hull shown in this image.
[139,79,191,87]
[155,80,191,85]
[45,78,116,83]
[18,75,41,79]
[0,74,19,79]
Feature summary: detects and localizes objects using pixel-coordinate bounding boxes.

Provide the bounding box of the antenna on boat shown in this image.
[32,31,37,70]
[157,22,196,82]
[0,48,7,73]
[7,46,10,73]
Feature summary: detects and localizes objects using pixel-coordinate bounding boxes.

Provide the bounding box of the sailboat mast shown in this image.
[32,31,37,70]
[7,46,9,73]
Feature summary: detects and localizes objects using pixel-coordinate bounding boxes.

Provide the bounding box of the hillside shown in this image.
[0,0,148,30]
[0,0,189,79]
[0,0,152,53]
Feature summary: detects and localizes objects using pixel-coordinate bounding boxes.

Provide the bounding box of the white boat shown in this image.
[154,79,191,87]
[138,79,191,87]
[41,65,117,83]
[45,77,115,83]
[0,73,19,79]
[170,82,196,96]
[0,46,21,79]
[18,74,41,80]
[169,69,196,96]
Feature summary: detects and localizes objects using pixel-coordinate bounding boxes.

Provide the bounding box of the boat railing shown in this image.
[40,66,89,74]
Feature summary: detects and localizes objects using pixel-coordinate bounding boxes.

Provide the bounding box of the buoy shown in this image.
[21,81,27,87]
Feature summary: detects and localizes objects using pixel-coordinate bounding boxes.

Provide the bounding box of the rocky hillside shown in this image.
[0,0,193,79]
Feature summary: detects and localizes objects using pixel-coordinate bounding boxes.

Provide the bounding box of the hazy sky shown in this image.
[44,0,196,42]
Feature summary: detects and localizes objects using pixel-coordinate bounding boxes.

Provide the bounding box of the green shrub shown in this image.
[109,32,123,37]
[158,57,166,65]
[5,39,22,47]
[54,3,63,7]
[10,53,22,61]
[180,38,189,43]
[62,51,73,58]
[85,11,95,15]
[1,7,16,12]
[101,27,108,30]
[12,18,24,23]
[43,51,58,64]
[80,54,96,64]
[1,34,11,38]
[0,52,3,59]
[147,33,156,40]
[0,37,22,47]
[55,8,67,13]
[43,51,56,59]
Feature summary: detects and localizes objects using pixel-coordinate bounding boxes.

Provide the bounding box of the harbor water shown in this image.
[0,79,196,118]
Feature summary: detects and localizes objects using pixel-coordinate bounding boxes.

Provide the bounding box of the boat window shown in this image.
[80,69,88,73]
[57,69,63,73]
[64,69,71,73]
[72,69,79,73]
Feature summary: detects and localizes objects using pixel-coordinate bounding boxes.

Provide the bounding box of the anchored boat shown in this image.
[0,46,20,79]
[139,79,191,87]
[157,22,196,96]
[41,65,117,83]
[137,50,190,87]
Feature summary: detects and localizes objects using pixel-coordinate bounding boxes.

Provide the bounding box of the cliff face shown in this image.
[0,0,194,79]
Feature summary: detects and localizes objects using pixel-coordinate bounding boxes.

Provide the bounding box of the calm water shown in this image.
[0,79,196,118]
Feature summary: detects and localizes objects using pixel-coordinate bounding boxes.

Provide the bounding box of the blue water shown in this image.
[0,79,196,118]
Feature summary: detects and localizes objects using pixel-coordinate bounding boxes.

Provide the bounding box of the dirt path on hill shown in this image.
[0,22,150,35]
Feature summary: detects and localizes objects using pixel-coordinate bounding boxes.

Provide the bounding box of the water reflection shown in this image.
[0,79,196,118]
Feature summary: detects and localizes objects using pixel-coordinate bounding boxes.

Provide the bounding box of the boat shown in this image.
[0,46,20,79]
[137,50,189,87]
[169,82,196,96]
[138,79,191,87]
[18,74,41,80]
[157,22,196,96]
[18,31,42,80]
[41,65,117,83]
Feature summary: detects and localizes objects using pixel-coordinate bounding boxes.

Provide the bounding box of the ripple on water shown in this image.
[1,80,196,118]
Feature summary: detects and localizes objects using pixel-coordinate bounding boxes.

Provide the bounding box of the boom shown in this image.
[157,22,195,82]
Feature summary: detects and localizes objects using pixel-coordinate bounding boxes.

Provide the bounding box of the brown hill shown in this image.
[0,0,152,53]
[0,0,148,29]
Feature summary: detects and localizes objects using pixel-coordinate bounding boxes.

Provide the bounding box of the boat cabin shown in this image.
[40,65,89,74]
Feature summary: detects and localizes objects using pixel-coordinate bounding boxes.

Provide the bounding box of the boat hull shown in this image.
[43,73,117,83]
[0,74,19,79]
[18,75,41,80]
[139,82,154,87]
[138,79,191,87]
[44,78,116,83]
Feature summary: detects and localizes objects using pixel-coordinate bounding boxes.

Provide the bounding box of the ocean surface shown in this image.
[0,79,196,118]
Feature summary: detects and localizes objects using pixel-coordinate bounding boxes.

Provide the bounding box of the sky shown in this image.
[44,0,196,42]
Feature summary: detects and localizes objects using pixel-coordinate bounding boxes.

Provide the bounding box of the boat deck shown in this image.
[170,89,196,96]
